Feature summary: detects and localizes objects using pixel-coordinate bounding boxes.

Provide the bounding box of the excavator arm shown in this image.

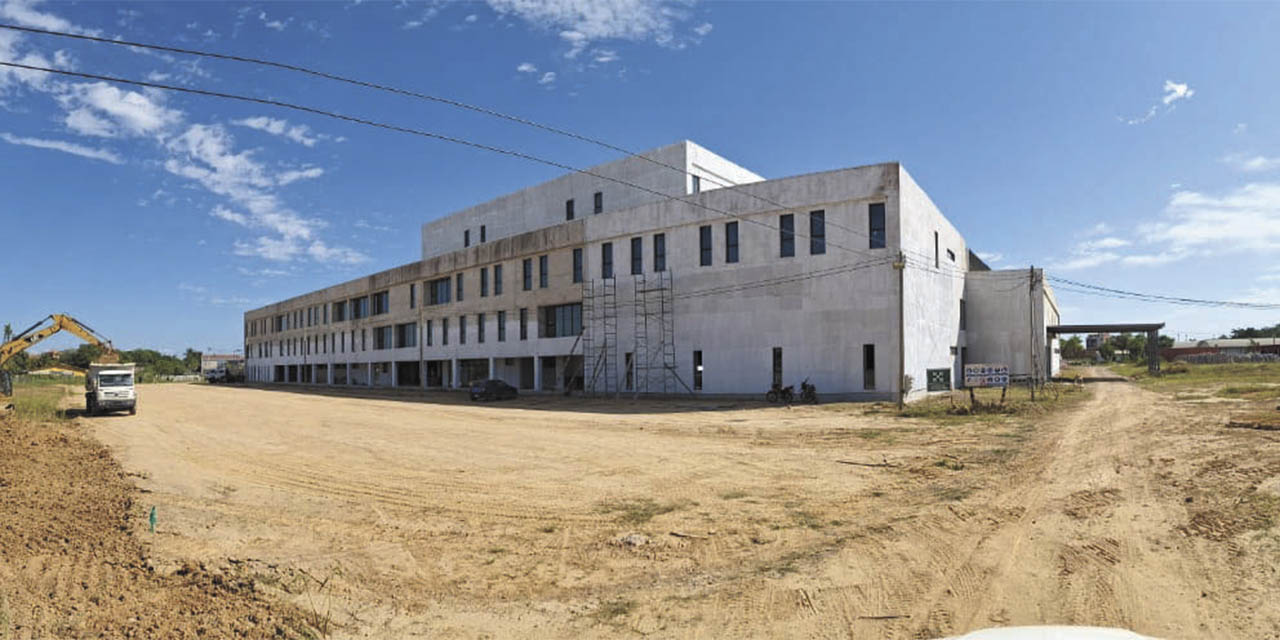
[2,314,116,407]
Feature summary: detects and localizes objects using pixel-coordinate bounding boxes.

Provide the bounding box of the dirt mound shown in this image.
[0,416,313,639]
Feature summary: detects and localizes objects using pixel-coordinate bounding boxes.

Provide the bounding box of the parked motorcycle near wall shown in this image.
[765,382,794,403]
[800,378,819,404]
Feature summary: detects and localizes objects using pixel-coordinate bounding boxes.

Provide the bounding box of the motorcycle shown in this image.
[799,378,819,404]
[765,382,795,403]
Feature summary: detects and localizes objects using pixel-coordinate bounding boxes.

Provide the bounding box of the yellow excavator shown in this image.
[1,314,117,412]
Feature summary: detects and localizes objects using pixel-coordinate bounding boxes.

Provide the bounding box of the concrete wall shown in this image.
[964,268,1060,380]
[899,166,968,398]
[419,141,763,261]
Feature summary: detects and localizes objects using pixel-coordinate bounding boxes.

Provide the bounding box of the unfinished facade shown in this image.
[243,141,1060,400]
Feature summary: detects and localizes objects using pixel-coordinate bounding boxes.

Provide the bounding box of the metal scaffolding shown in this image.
[583,276,618,396]
[632,270,681,395]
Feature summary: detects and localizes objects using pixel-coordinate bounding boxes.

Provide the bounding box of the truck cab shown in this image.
[86,363,137,416]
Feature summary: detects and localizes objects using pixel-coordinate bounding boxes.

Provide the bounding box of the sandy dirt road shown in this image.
[89,372,1280,638]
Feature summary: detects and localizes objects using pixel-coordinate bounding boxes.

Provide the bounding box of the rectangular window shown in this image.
[426,319,433,346]
[780,214,795,258]
[653,233,666,272]
[332,301,346,322]
[427,277,451,305]
[459,315,466,344]
[481,267,489,297]
[361,328,367,351]
[539,254,549,288]
[572,248,583,283]
[372,291,389,315]
[693,350,703,391]
[409,284,416,309]
[478,313,486,343]
[351,296,369,319]
[691,175,701,194]
[625,352,634,391]
[960,299,967,331]
[601,242,614,279]
[522,258,533,291]
[374,326,391,350]
[395,322,417,348]
[935,231,940,268]
[810,210,826,255]
[947,248,956,262]
[772,347,783,387]
[519,308,528,340]
[464,229,470,248]
[493,264,503,295]
[480,224,486,243]
[863,344,875,390]
[497,310,506,342]
[725,221,739,264]
[869,203,886,249]
[455,273,465,302]
[442,318,449,345]
[593,191,603,214]
[541,303,583,338]
[565,198,575,221]
[699,225,712,266]
[630,237,643,275]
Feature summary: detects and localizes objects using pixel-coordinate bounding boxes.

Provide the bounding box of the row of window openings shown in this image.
[686,345,878,392]
[251,304,582,357]
[564,191,605,221]
[254,203,888,333]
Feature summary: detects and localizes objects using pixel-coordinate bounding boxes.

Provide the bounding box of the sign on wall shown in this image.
[964,363,1009,388]
[926,368,951,392]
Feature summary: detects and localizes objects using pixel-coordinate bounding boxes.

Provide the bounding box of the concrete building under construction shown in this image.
[242,141,1060,400]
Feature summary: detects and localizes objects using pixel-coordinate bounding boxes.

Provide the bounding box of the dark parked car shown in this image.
[469,379,518,401]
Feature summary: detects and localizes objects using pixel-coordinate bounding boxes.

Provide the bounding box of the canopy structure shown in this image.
[1047,323,1165,374]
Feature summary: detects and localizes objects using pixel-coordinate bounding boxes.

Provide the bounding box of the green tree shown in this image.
[1159,334,1174,348]
[183,348,203,373]
[59,344,105,369]
[1060,336,1086,359]
[1098,342,1115,361]
[1128,333,1147,361]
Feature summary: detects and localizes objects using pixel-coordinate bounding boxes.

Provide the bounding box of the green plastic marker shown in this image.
[149,506,156,533]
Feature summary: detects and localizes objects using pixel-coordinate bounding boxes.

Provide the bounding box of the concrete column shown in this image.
[452,358,461,389]
[391,360,398,387]
[533,355,543,392]
[488,356,496,382]
[367,362,373,386]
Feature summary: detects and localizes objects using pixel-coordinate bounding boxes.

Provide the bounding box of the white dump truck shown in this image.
[86,362,137,416]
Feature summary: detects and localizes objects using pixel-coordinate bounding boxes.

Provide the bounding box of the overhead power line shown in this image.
[1048,277,1280,310]
[0,59,895,265]
[0,22,902,255]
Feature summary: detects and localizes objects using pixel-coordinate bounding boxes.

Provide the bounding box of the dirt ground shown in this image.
[0,396,314,639]
[74,370,1280,639]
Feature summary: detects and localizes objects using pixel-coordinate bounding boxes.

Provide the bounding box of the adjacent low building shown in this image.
[243,141,1060,400]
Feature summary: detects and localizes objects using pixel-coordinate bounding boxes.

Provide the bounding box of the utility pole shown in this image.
[1029,265,1036,401]
[895,251,906,411]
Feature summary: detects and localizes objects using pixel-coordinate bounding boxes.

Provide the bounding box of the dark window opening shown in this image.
[653,233,666,272]
[780,213,795,258]
[539,254,549,288]
[519,308,528,340]
[565,198,575,221]
[863,344,876,390]
[693,350,703,391]
[772,347,782,387]
[464,229,470,248]
[480,267,489,297]
[699,225,712,266]
[869,203,886,249]
[459,315,466,344]
[478,313,485,343]
[572,248,583,283]
[497,311,507,342]
[602,242,614,279]
[480,225,486,243]
[726,221,739,264]
[630,237,643,275]
[522,258,533,291]
[456,273,464,302]
[691,175,701,194]
[494,264,503,295]
[541,303,583,338]
[593,191,603,214]
[810,210,826,255]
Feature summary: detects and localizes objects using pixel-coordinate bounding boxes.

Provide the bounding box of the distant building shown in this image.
[201,354,244,373]
[1085,333,1110,350]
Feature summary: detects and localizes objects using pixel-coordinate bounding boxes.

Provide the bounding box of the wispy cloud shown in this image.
[692,22,712,36]
[538,71,556,85]
[276,166,324,186]
[516,61,538,73]
[975,251,1003,264]
[1140,183,1280,254]
[354,219,393,232]
[1121,79,1195,125]
[485,0,705,58]
[0,131,123,164]
[1222,153,1280,173]
[232,116,330,147]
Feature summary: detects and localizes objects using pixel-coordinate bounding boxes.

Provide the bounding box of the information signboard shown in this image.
[964,363,1009,388]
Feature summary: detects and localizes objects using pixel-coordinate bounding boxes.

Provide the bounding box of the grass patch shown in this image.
[594,599,634,621]
[899,383,1089,423]
[597,498,683,525]
[934,458,965,471]
[1115,361,1280,394]
[1217,384,1280,400]
[789,510,825,530]
[9,381,71,423]
[718,489,748,500]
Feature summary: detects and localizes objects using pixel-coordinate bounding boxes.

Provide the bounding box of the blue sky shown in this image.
[1,0,1277,354]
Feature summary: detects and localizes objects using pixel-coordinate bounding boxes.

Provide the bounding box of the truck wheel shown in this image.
[129,406,137,416]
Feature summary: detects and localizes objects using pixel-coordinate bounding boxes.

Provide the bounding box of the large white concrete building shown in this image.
[243,141,1060,401]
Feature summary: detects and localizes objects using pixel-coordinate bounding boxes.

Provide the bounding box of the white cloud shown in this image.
[1222,153,1280,173]
[276,166,324,186]
[1121,79,1195,125]
[1119,252,1183,266]
[177,282,207,294]
[306,240,367,264]
[592,48,619,63]
[1053,252,1120,271]
[64,107,117,137]
[465,13,478,22]
[485,0,700,58]
[538,71,556,85]
[1082,222,1112,237]
[0,0,89,34]
[257,11,291,31]
[232,116,325,147]
[210,205,249,226]
[1161,80,1194,105]
[403,19,424,29]
[516,62,538,73]
[59,82,182,138]
[693,22,712,36]
[1140,183,1280,253]
[1077,236,1131,251]
[1234,123,1248,135]
[0,131,123,164]
[975,251,1003,264]
[354,219,393,232]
